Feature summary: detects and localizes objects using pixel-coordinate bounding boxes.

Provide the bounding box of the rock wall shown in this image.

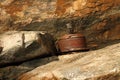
[56,0,120,16]
[0,0,120,48]
[0,0,56,31]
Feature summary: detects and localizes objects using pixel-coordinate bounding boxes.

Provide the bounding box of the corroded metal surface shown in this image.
[57,33,88,52]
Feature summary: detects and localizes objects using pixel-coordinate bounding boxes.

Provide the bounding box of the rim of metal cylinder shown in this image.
[59,33,85,40]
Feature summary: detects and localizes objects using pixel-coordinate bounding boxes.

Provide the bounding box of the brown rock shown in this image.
[88,0,97,3]
[87,3,96,8]
[55,0,120,16]
[81,8,93,14]
[0,0,119,51]
[0,0,120,80]
[100,5,110,12]
[18,43,120,80]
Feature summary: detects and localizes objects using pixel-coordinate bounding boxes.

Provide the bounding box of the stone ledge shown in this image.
[18,43,120,80]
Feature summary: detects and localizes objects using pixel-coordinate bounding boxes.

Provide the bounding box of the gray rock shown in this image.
[0,31,57,67]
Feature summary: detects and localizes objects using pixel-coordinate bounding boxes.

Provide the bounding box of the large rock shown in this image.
[0,0,120,80]
[18,42,120,80]
[0,0,120,48]
[0,31,57,67]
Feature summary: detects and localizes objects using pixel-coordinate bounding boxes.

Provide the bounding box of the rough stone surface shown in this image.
[56,0,120,16]
[0,56,59,80]
[0,31,44,55]
[0,0,120,80]
[0,0,57,31]
[0,0,120,48]
[0,31,57,67]
[18,43,120,80]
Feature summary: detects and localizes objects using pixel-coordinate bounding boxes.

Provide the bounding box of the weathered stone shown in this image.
[55,0,120,16]
[18,43,120,80]
[0,31,57,67]
[0,56,59,80]
[0,0,57,31]
[0,0,120,48]
[0,0,120,79]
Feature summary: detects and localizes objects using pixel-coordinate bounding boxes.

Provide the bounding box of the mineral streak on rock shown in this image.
[55,0,120,16]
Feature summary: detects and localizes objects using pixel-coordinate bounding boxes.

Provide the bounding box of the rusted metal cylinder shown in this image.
[57,33,88,53]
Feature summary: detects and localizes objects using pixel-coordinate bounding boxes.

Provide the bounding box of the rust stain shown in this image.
[55,0,73,16]
[55,0,120,16]
[3,0,32,17]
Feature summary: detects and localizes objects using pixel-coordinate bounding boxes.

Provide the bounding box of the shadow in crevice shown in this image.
[0,55,59,80]
[20,55,59,68]
[0,54,59,68]
[88,39,120,50]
